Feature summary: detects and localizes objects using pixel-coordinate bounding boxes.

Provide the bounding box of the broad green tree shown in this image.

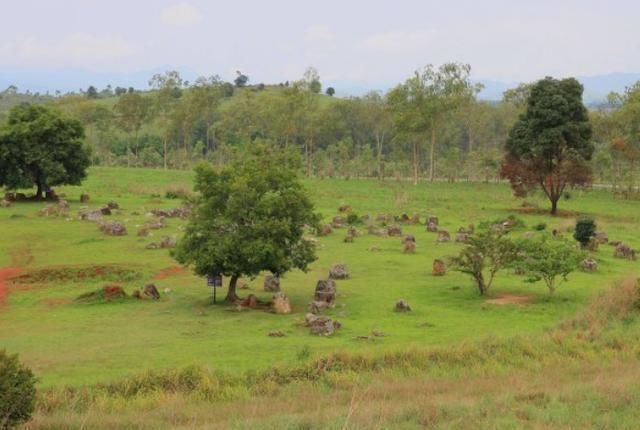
[501,77,594,214]
[0,104,90,198]
[113,92,153,166]
[173,146,320,303]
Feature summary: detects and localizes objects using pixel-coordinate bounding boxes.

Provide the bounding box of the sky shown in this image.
[1,0,639,89]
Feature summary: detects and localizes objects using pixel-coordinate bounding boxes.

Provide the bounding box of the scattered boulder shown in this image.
[343,234,354,243]
[402,234,416,244]
[313,279,337,308]
[386,225,402,237]
[99,221,127,236]
[57,200,70,210]
[143,284,161,299]
[0,199,11,208]
[594,231,609,245]
[264,274,281,293]
[146,242,159,250]
[80,193,90,203]
[432,259,446,276]
[395,299,412,312]
[150,206,192,219]
[318,224,333,236]
[100,207,112,215]
[347,226,358,237]
[614,243,637,260]
[159,235,177,249]
[426,216,439,232]
[38,204,64,217]
[137,227,150,237]
[308,300,329,314]
[403,241,416,254]
[268,330,286,337]
[331,216,345,228]
[585,237,599,251]
[147,218,166,230]
[437,230,451,243]
[239,294,259,309]
[305,313,341,336]
[400,213,410,223]
[455,232,470,243]
[272,292,292,314]
[375,214,390,224]
[582,258,598,273]
[78,208,103,221]
[408,213,421,225]
[329,264,349,280]
[368,225,386,236]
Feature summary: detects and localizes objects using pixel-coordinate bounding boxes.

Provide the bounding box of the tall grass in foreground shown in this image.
[26,278,640,429]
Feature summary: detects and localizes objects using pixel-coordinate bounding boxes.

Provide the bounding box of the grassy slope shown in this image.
[0,167,639,388]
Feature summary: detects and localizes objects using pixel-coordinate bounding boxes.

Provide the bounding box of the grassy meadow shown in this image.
[1,167,640,428]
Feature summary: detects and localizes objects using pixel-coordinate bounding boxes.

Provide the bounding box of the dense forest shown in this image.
[1,65,639,194]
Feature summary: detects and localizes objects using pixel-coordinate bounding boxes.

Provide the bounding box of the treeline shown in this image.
[1,65,639,190]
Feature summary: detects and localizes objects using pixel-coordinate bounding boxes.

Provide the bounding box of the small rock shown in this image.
[80,193,90,203]
[0,199,11,208]
[455,232,469,243]
[437,230,451,243]
[313,279,337,308]
[272,292,291,314]
[614,243,636,260]
[268,330,286,337]
[403,241,416,254]
[386,225,402,236]
[99,221,127,236]
[331,216,345,228]
[432,259,446,276]
[594,231,609,245]
[137,227,150,237]
[395,299,412,312]
[100,207,112,216]
[143,284,161,299]
[582,257,598,272]
[318,224,333,236]
[329,264,349,280]
[264,274,281,292]
[159,235,177,249]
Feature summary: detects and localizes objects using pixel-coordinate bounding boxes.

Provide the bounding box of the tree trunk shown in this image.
[412,141,419,185]
[550,198,558,215]
[429,128,436,182]
[225,275,240,303]
[35,182,44,200]
[163,137,167,170]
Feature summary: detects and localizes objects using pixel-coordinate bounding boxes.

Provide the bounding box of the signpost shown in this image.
[207,274,223,304]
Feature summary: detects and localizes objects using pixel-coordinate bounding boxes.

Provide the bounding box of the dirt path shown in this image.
[0,267,22,306]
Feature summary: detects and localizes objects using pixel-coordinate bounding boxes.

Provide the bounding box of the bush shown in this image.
[574,217,596,248]
[346,213,361,225]
[164,186,191,200]
[534,222,547,231]
[0,350,36,429]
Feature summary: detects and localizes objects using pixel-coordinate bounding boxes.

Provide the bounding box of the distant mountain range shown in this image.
[1,67,639,105]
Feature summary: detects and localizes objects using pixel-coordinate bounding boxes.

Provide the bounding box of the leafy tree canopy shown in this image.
[173,145,320,302]
[0,104,89,198]
[502,77,594,214]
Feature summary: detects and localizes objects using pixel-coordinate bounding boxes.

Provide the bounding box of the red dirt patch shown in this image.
[0,268,22,307]
[153,266,187,280]
[486,294,533,306]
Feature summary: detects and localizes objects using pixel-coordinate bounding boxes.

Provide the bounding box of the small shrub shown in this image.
[0,350,37,429]
[346,213,361,225]
[164,186,191,200]
[574,217,596,248]
[296,345,311,361]
[534,222,547,231]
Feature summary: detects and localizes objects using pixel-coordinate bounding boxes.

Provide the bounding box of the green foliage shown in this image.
[574,217,596,247]
[346,212,361,225]
[0,104,89,197]
[449,229,517,295]
[515,237,583,295]
[173,145,320,302]
[534,222,547,231]
[0,350,36,429]
[502,77,594,214]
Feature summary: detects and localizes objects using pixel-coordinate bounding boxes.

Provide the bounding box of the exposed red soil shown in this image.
[486,294,533,306]
[153,266,187,280]
[0,268,22,306]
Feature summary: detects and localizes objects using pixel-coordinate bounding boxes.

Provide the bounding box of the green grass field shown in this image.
[1,167,638,393]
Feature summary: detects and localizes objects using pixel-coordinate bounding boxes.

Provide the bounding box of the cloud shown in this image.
[0,33,137,65]
[160,2,203,27]
[304,25,336,43]
[363,30,435,55]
